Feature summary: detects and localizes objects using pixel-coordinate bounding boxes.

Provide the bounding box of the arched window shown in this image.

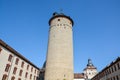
[2,74,7,80]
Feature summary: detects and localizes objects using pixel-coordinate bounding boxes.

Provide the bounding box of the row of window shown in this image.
[92,75,120,80]
[51,24,72,29]
[57,18,72,25]
[92,61,120,80]
[8,54,38,74]
[5,65,37,77]
[99,62,120,78]
[106,75,120,80]
[2,74,38,80]
[86,72,97,75]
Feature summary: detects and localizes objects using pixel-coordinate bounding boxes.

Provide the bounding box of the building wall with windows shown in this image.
[0,40,40,80]
[91,57,120,80]
[83,59,98,80]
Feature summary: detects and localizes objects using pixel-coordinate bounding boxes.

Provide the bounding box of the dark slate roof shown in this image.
[49,12,74,26]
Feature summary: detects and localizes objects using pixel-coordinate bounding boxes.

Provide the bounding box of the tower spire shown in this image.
[87,59,93,66]
[60,9,63,13]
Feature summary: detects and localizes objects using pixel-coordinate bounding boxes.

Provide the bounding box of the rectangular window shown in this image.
[113,77,115,80]
[30,74,32,79]
[37,71,39,75]
[34,76,36,80]
[21,62,24,68]
[31,67,33,72]
[111,67,114,72]
[2,74,7,80]
[114,65,117,71]
[116,75,119,80]
[5,64,10,72]
[15,58,19,65]
[117,63,120,69]
[13,67,17,74]
[19,70,23,76]
[27,65,29,70]
[8,54,13,62]
[109,68,111,74]
[25,72,28,78]
[35,69,36,74]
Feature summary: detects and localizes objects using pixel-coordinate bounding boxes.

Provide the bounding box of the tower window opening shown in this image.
[58,19,60,21]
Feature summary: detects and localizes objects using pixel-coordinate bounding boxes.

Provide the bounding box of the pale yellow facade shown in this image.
[0,40,39,80]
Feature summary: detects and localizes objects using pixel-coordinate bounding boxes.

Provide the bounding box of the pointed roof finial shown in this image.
[87,58,93,66]
[59,8,64,15]
[60,8,63,13]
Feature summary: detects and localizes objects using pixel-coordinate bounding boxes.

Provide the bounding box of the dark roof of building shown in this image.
[49,12,74,26]
[92,57,120,79]
[74,73,84,79]
[101,57,120,72]
[0,39,40,70]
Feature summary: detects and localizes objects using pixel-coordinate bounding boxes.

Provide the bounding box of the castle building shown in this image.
[1,12,119,80]
[45,12,74,80]
[91,57,120,80]
[0,40,40,80]
[83,59,98,80]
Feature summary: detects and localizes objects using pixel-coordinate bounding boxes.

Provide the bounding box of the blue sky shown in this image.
[0,0,120,73]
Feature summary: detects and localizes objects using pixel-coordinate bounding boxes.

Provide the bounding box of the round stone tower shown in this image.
[45,12,74,80]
